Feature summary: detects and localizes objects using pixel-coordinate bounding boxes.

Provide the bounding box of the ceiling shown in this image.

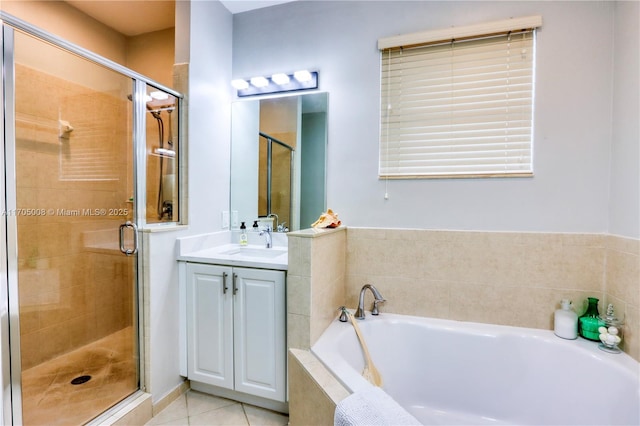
[65,0,297,37]
[220,0,297,15]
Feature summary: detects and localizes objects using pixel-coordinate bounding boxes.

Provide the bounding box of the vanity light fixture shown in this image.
[232,70,319,97]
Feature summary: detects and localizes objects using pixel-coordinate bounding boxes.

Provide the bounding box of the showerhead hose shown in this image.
[150,110,168,220]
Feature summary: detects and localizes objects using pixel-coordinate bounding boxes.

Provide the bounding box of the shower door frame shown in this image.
[0,12,183,425]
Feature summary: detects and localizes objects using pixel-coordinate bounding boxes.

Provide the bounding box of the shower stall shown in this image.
[0,13,182,425]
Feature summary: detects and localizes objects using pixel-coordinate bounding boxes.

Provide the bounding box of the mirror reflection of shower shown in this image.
[230,93,328,232]
[259,132,294,231]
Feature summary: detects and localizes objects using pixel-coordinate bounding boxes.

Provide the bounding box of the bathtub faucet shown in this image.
[355,284,386,320]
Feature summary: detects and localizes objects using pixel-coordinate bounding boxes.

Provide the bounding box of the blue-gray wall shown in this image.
[609,1,639,238]
[300,111,327,228]
[232,1,639,237]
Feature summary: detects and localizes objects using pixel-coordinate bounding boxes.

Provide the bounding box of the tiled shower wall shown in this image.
[15,64,134,369]
[345,228,639,361]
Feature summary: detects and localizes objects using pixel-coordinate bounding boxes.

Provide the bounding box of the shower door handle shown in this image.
[119,221,138,256]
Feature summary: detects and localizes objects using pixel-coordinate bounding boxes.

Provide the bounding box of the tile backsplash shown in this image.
[345,228,639,360]
[287,227,639,361]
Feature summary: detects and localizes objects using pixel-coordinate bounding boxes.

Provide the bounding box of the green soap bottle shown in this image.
[578,297,604,341]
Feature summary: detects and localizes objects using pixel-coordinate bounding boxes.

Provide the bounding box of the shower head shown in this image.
[126,94,175,113]
[146,97,176,113]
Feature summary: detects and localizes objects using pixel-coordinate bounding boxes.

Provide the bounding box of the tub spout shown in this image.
[354,284,385,320]
[338,306,349,322]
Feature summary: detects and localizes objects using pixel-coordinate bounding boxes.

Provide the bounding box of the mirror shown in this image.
[230,92,328,232]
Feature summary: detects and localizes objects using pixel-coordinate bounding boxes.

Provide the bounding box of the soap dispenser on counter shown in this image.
[239,222,248,246]
[554,299,577,340]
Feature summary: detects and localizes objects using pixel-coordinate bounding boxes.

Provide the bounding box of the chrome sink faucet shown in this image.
[259,225,272,248]
[354,284,386,319]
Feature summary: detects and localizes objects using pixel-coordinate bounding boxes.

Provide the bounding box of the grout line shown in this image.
[241,403,251,426]
[184,391,192,425]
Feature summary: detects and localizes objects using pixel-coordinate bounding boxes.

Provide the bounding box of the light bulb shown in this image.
[294,70,312,82]
[250,76,269,88]
[231,79,249,90]
[271,73,290,85]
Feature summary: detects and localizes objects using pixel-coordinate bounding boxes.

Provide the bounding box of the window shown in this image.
[379,16,541,178]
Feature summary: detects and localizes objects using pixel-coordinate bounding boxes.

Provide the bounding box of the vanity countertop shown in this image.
[177,231,288,270]
[178,243,288,270]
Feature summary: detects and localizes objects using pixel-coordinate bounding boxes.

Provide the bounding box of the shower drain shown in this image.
[70,375,92,385]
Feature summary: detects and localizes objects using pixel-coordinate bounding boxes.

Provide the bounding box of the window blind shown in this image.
[380,24,537,178]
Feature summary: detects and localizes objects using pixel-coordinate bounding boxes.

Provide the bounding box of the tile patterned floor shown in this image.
[145,390,289,426]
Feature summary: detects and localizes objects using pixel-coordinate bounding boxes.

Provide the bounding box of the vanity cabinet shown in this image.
[185,262,286,403]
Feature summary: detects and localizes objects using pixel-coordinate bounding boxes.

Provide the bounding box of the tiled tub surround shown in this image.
[286,228,346,350]
[286,227,639,425]
[287,227,639,359]
[345,228,639,360]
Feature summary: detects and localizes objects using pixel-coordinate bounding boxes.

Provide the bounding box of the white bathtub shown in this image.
[311,312,640,425]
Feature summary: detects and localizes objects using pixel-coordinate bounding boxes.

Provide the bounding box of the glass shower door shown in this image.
[7,29,139,425]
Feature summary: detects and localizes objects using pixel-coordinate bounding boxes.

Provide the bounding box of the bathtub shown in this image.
[311,312,640,425]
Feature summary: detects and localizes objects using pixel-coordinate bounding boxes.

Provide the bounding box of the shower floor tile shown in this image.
[21,327,137,426]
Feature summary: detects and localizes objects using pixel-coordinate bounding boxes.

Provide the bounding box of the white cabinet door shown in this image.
[186,263,234,389]
[233,268,286,402]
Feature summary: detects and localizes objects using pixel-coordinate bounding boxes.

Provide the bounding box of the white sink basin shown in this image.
[220,247,287,259]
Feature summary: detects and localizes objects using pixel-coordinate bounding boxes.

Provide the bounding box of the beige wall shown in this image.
[1,1,127,65]
[127,28,176,87]
[1,1,176,87]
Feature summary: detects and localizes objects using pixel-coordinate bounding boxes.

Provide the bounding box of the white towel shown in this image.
[334,386,422,426]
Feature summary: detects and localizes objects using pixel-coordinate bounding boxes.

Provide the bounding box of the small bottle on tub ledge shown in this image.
[554,299,578,339]
[598,303,624,354]
[578,297,605,341]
